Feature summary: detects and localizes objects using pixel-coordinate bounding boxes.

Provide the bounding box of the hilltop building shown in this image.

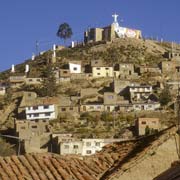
[84,14,142,43]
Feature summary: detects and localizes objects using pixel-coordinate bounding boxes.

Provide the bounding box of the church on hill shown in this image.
[84,14,142,43]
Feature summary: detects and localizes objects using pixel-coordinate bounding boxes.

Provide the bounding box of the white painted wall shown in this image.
[69,63,81,73]
[25,104,56,120]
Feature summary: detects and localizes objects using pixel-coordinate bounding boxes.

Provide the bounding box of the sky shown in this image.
[0,0,180,71]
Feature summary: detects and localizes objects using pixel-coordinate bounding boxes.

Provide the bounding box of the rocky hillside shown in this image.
[1,38,179,79]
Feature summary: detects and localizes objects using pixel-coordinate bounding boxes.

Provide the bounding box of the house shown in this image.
[91,60,114,78]
[80,103,104,112]
[57,95,79,114]
[69,61,82,74]
[19,92,58,120]
[138,66,161,75]
[54,69,71,83]
[25,78,43,85]
[136,117,160,136]
[113,80,130,95]
[15,119,52,153]
[114,63,137,78]
[9,76,25,88]
[129,85,152,102]
[53,134,122,156]
[25,97,58,120]
[133,102,160,111]
[104,92,130,112]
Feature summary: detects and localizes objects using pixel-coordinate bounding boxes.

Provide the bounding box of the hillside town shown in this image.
[0,14,180,180]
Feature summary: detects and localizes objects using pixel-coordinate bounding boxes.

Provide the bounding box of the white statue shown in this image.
[11,64,15,73]
[25,64,29,73]
[112,13,119,23]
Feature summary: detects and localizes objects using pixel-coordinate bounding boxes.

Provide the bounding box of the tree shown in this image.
[159,86,172,106]
[56,23,73,44]
[40,66,57,97]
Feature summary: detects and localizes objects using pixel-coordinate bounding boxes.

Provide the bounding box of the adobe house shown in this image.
[80,103,104,112]
[114,63,138,78]
[15,119,52,153]
[25,78,43,85]
[136,117,160,136]
[103,92,130,112]
[9,76,26,88]
[91,59,114,78]
[113,80,130,96]
[57,95,79,114]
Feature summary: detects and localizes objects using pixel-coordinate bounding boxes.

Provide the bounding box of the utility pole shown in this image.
[36,40,39,55]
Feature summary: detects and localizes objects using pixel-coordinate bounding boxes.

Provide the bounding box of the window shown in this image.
[61,108,66,111]
[64,145,69,149]
[63,71,68,74]
[86,142,91,147]
[108,95,113,99]
[96,68,100,70]
[95,142,100,147]
[29,79,32,82]
[44,105,49,109]
[73,67,77,71]
[34,114,39,117]
[33,106,38,110]
[97,106,101,109]
[97,73,100,75]
[90,106,94,109]
[31,125,37,129]
[73,145,79,149]
[86,150,92,154]
[45,112,51,116]
[69,107,73,110]
[141,121,146,125]
[105,68,109,70]
[21,127,25,130]
[37,79,41,82]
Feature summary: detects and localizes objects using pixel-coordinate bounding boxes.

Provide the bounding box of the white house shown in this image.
[69,61,81,74]
[25,98,58,120]
[129,85,152,101]
[132,102,160,111]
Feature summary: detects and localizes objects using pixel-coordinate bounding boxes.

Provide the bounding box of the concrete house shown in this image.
[132,102,160,111]
[53,134,122,156]
[129,85,152,102]
[80,103,104,112]
[136,118,160,136]
[15,119,52,153]
[91,60,114,78]
[19,92,58,120]
[25,97,58,120]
